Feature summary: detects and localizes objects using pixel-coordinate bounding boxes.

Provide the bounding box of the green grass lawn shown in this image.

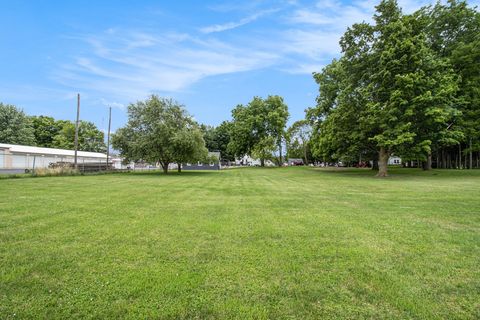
[1,167,479,319]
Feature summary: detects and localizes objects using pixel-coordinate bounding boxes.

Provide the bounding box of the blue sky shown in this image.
[2,0,476,132]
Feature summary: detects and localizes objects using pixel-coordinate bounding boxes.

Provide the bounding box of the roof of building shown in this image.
[0,143,107,158]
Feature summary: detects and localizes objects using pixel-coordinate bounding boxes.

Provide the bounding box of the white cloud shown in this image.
[278,0,436,74]
[54,30,279,101]
[99,98,125,110]
[52,0,446,100]
[199,9,279,33]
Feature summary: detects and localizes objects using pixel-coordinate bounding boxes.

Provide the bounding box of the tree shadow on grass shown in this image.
[126,170,220,178]
[306,166,480,180]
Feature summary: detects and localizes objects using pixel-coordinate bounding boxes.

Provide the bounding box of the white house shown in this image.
[388,156,402,165]
[235,155,275,166]
[0,143,107,173]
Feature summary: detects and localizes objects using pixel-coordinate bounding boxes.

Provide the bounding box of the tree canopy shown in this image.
[112,95,207,173]
[0,103,35,145]
[308,0,469,176]
[228,96,289,166]
[200,121,235,162]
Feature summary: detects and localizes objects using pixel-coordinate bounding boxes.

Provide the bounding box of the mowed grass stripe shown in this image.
[0,167,479,319]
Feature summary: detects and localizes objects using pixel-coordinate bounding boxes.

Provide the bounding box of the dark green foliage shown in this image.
[309,0,466,176]
[112,95,207,173]
[200,121,235,162]
[229,96,289,166]
[51,120,106,152]
[0,103,35,145]
[30,115,62,148]
[286,120,312,163]
[0,102,106,152]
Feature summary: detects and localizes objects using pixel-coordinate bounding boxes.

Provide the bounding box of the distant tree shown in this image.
[200,124,217,151]
[172,127,208,172]
[30,115,62,148]
[51,120,106,152]
[51,120,75,150]
[200,121,235,162]
[0,103,35,145]
[419,0,480,168]
[286,120,312,164]
[265,95,289,164]
[78,121,107,153]
[229,96,289,166]
[251,136,276,165]
[112,95,205,174]
[309,0,460,176]
[214,121,235,162]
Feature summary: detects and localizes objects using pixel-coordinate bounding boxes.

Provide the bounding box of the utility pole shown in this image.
[74,93,80,170]
[106,106,112,170]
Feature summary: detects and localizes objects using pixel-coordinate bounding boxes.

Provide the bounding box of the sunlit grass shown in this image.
[1,167,479,319]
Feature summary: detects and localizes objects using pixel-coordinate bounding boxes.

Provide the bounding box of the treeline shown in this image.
[112,95,295,173]
[306,0,480,176]
[201,97,313,166]
[0,102,106,152]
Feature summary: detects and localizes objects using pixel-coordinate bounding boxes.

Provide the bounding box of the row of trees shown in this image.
[0,103,106,152]
[111,95,297,172]
[306,0,480,176]
[3,1,477,176]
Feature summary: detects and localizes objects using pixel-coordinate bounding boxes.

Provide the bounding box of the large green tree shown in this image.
[0,103,35,145]
[112,95,206,174]
[229,96,289,166]
[172,127,208,172]
[200,121,235,162]
[286,120,312,164]
[30,115,62,148]
[51,120,106,153]
[419,0,480,168]
[310,0,460,176]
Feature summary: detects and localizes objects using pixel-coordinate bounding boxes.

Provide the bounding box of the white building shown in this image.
[0,143,107,173]
[235,155,275,167]
[388,156,402,165]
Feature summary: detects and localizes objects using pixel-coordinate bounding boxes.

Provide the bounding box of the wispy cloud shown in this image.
[51,0,444,101]
[54,30,279,101]
[99,98,125,110]
[279,0,434,74]
[199,9,279,33]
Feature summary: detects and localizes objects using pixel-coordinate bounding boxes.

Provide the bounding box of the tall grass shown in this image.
[31,167,79,177]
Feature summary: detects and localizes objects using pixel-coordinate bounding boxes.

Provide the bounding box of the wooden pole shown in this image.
[106,106,112,170]
[74,93,80,170]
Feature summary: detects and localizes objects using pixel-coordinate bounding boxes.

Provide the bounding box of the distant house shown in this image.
[388,156,402,165]
[182,151,221,170]
[235,155,275,166]
[288,158,304,166]
[0,143,108,173]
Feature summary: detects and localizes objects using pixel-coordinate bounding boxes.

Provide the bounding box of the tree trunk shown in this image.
[458,143,462,169]
[260,158,265,167]
[278,142,283,167]
[304,144,309,165]
[422,153,432,170]
[376,147,389,177]
[469,138,473,169]
[177,162,182,173]
[161,162,168,174]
